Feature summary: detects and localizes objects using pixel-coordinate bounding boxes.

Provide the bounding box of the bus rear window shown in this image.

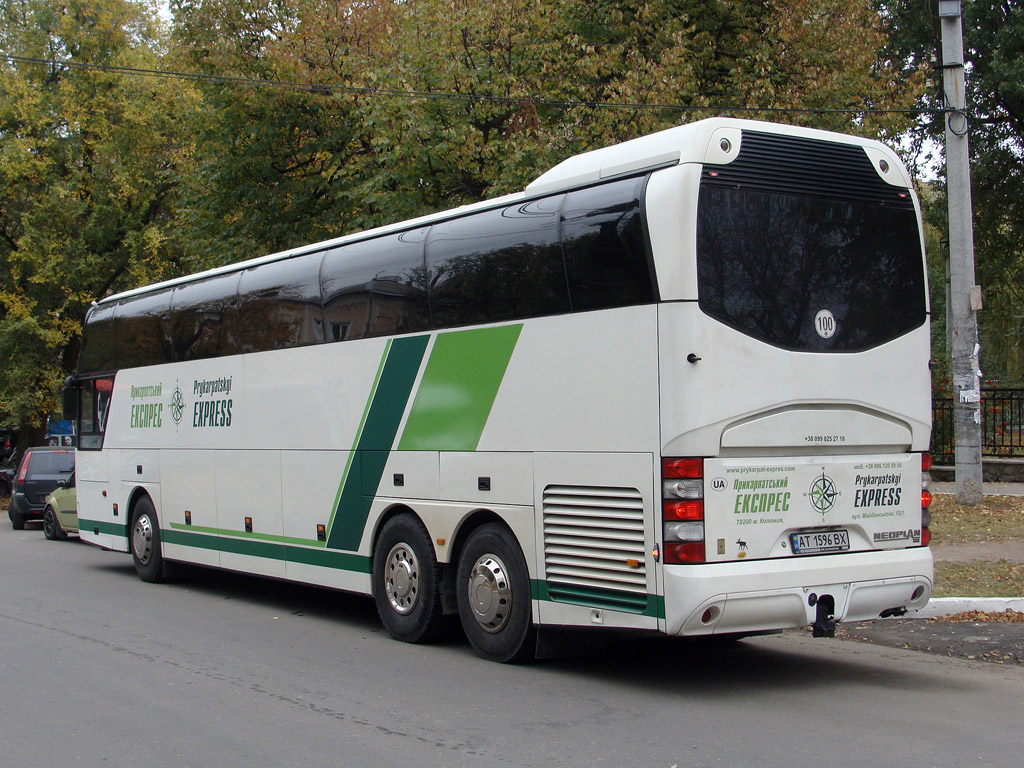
[696,186,926,351]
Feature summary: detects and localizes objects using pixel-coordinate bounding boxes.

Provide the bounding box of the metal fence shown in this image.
[931,388,1024,464]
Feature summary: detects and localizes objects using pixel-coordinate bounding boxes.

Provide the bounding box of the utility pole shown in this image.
[939,1,983,504]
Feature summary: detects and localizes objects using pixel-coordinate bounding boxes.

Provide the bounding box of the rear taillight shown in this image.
[17,451,31,484]
[921,453,932,547]
[662,457,705,564]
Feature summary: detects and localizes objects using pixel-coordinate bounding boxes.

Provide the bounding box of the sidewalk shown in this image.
[930,480,1024,497]
[839,482,1024,665]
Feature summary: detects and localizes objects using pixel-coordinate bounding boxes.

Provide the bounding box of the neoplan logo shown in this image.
[873,529,921,544]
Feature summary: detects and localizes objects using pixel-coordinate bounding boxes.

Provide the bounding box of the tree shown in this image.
[884,1,1024,387]
[169,0,392,263]
[358,0,924,209]
[0,0,190,444]
[170,0,924,253]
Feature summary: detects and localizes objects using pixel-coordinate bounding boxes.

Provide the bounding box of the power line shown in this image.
[3,53,947,117]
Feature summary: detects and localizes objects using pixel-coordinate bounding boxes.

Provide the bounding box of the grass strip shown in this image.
[934,559,1024,598]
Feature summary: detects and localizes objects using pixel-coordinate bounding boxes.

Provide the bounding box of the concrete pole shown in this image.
[940,6,983,504]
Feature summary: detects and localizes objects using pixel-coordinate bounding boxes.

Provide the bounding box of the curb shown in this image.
[906,597,1024,618]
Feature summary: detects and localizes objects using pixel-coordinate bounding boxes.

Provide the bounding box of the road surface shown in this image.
[2,522,1021,767]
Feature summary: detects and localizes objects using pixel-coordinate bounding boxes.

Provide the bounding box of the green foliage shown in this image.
[0,0,189,434]
[167,0,375,264]
[170,0,924,261]
[884,1,1024,387]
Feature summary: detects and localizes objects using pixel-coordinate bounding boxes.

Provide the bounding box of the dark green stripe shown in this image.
[532,580,663,618]
[285,543,369,572]
[163,528,371,572]
[326,335,429,551]
[79,518,129,539]
[219,534,284,561]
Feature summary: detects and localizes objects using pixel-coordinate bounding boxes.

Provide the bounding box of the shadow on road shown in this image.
[84,554,971,694]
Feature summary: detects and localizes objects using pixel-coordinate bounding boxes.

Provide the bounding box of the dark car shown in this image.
[0,455,16,499]
[9,446,75,530]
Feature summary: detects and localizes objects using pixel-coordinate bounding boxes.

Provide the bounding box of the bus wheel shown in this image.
[372,514,443,644]
[131,497,165,583]
[43,507,66,540]
[456,523,535,663]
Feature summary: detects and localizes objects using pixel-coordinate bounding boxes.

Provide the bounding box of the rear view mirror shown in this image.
[62,377,78,421]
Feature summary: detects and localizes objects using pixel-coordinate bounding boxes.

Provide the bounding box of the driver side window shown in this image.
[78,377,113,450]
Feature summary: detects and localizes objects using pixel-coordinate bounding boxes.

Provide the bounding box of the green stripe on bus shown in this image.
[169,522,321,548]
[324,339,393,541]
[326,334,430,551]
[532,580,663,618]
[162,528,371,572]
[78,518,129,539]
[398,324,522,451]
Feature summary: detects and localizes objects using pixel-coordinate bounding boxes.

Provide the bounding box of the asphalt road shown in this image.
[2,522,1023,768]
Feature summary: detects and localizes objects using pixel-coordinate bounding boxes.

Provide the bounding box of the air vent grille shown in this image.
[702,130,913,208]
[542,484,647,597]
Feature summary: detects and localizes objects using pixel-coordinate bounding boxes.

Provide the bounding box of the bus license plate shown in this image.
[791,529,850,555]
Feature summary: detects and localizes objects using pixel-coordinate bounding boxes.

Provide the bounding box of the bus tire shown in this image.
[456,523,535,663]
[43,506,66,540]
[130,496,165,583]
[372,513,444,644]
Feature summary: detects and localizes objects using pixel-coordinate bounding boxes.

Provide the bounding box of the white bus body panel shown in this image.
[656,303,931,458]
[477,308,660,454]
[159,450,218,566]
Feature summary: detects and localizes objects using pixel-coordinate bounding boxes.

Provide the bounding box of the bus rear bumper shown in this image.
[663,547,933,637]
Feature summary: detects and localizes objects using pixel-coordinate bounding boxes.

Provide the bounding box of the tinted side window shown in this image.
[425,196,570,329]
[170,272,242,361]
[561,177,654,312]
[114,291,172,369]
[78,303,118,374]
[321,229,430,341]
[237,254,325,353]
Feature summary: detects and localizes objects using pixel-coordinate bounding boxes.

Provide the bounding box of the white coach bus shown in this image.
[64,118,934,662]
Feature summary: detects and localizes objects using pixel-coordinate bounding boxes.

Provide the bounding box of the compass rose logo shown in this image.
[169,385,186,426]
[807,470,838,515]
